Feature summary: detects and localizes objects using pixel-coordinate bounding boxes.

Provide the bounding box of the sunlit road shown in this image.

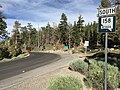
[0,52,60,80]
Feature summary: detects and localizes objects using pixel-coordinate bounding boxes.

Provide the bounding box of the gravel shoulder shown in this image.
[0,51,86,90]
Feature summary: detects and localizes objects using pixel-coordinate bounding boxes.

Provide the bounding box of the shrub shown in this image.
[8,45,22,57]
[69,60,88,74]
[83,78,92,88]
[85,66,104,90]
[87,52,120,70]
[47,76,83,90]
[0,47,10,60]
[118,72,120,88]
[107,64,119,89]
[84,59,120,90]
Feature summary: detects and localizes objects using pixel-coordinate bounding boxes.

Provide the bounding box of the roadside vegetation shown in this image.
[69,60,88,75]
[0,52,29,63]
[47,76,83,90]
[87,51,120,70]
[69,59,120,90]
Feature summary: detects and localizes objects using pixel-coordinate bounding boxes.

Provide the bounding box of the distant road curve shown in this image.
[0,52,61,80]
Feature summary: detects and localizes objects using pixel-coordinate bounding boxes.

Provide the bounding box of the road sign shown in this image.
[84,41,89,54]
[64,46,68,49]
[98,7,116,17]
[99,16,116,32]
[84,41,89,47]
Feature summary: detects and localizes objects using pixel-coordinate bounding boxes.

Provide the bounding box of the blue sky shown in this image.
[1,0,101,31]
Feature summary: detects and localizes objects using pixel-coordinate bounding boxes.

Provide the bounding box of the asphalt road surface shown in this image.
[0,52,60,80]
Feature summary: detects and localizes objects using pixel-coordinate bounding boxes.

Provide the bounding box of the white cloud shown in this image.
[1,0,100,33]
[6,18,49,30]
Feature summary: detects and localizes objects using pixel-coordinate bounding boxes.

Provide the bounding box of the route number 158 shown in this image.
[103,17,111,23]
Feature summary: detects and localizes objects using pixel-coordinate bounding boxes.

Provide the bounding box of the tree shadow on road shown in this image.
[87,52,120,70]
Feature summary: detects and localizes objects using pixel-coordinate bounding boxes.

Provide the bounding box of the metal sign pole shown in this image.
[98,6,116,90]
[104,32,108,90]
[85,47,87,54]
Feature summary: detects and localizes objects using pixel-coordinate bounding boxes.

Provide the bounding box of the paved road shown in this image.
[0,52,60,80]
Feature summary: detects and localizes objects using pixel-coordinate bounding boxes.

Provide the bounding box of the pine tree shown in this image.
[37,26,40,48]
[89,23,93,47]
[84,23,91,41]
[0,5,7,39]
[111,0,120,46]
[45,23,52,44]
[76,15,84,45]
[12,21,21,49]
[26,23,37,48]
[52,23,60,45]
[0,5,8,59]
[41,27,46,48]
[67,22,73,48]
[92,21,98,47]
[30,28,37,48]
[58,13,68,45]
[84,22,98,48]
[27,23,32,46]
[20,26,29,49]
[9,21,22,57]
[72,21,80,46]
[116,6,120,41]
[101,0,111,8]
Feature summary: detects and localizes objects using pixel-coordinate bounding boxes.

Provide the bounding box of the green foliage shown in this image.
[30,28,37,47]
[20,23,38,50]
[0,41,22,60]
[20,26,29,47]
[58,13,68,44]
[72,21,80,46]
[0,5,7,39]
[107,64,119,89]
[69,60,88,74]
[100,0,111,8]
[76,15,84,45]
[114,4,120,45]
[87,52,120,70]
[12,21,21,49]
[26,23,33,47]
[83,78,92,88]
[2,47,10,58]
[42,23,53,45]
[85,60,120,90]
[0,46,10,60]
[47,76,83,90]
[84,22,98,48]
[8,45,22,57]
[72,15,85,46]
[1,52,29,62]
[86,60,104,90]
[8,21,23,57]
[118,72,120,87]
[69,58,120,90]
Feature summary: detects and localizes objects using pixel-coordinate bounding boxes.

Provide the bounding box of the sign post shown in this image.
[98,7,116,90]
[104,32,108,90]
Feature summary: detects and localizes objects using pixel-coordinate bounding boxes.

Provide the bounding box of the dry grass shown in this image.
[0,53,30,63]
